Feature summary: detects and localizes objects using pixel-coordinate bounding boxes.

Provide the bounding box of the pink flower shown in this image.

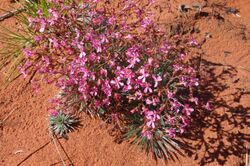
[148,0,155,5]
[127,57,140,68]
[173,64,183,71]
[187,67,195,74]
[48,9,59,20]
[39,19,46,33]
[90,87,98,96]
[49,38,59,49]
[141,17,152,29]
[204,102,212,111]
[123,85,132,91]
[110,77,124,89]
[148,57,153,65]
[84,32,93,41]
[121,68,134,81]
[152,75,162,87]
[102,98,111,106]
[124,34,133,39]
[20,68,28,78]
[91,0,100,3]
[135,91,143,100]
[91,39,102,53]
[126,47,141,68]
[143,83,153,93]
[28,17,34,26]
[23,49,33,58]
[100,34,108,44]
[167,90,174,99]
[114,32,121,39]
[190,77,199,86]
[180,116,189,127]
[102,80,112,97]
[182,104,194,116]
[138,69,149,83]
[189,37,198,46]
[146,97,159,106]
[160,43,171,54]
[179,128,185,134]
[145,110,160,128]
[100,69,107,77]
[36,9,43,16]
[190,97,199,105]
[79,51,86,58]
[166,116,176,125]
[126,47,139,58]
[34,36,42,42]
[48,108,58,117]
[166,129,176,138]
[108,16,116,24]
[179,76,188,87]
[180,53,187,60]
[171,100,181,112]
[142,130,153,139]
[41,56,50,66]
[114,93,121,101]
[89,53,99,61]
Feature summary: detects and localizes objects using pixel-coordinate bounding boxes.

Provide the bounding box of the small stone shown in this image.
[179,4,190,12]
[14,150,23,154]
[226,7,239,14]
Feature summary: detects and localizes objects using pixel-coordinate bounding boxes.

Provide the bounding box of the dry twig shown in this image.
[0,8,25,22]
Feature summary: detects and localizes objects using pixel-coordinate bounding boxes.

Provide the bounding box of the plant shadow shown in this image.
[179,57,250,166]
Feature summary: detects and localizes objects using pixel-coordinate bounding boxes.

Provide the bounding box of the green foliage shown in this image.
[0,1,39,82]
[49,111,79,138]
[23,0,50,18]
[124,124,181,160]
[0,23,32,82]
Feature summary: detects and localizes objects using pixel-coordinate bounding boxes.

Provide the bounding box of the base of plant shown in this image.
[49,110,79,139]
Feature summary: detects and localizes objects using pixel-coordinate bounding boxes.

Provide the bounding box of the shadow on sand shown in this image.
[179,57,250,166]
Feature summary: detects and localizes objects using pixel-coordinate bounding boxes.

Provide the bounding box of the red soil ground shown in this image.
[0,0,249,165]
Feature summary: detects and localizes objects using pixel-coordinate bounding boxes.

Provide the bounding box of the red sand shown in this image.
[0,0,249,165]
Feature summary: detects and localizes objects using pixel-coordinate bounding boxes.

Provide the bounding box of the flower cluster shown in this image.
[20,0,200,158]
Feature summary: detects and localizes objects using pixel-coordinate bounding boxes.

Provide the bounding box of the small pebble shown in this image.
[14,150,23,154]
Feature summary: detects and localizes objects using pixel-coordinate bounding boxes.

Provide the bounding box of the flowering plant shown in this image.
[2,0,200,159]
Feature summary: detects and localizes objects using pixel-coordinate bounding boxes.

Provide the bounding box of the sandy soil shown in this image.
[0,0,249,166]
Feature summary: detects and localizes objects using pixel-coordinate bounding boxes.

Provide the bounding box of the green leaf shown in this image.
[157,140,169,159]
[41,0,49,17]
